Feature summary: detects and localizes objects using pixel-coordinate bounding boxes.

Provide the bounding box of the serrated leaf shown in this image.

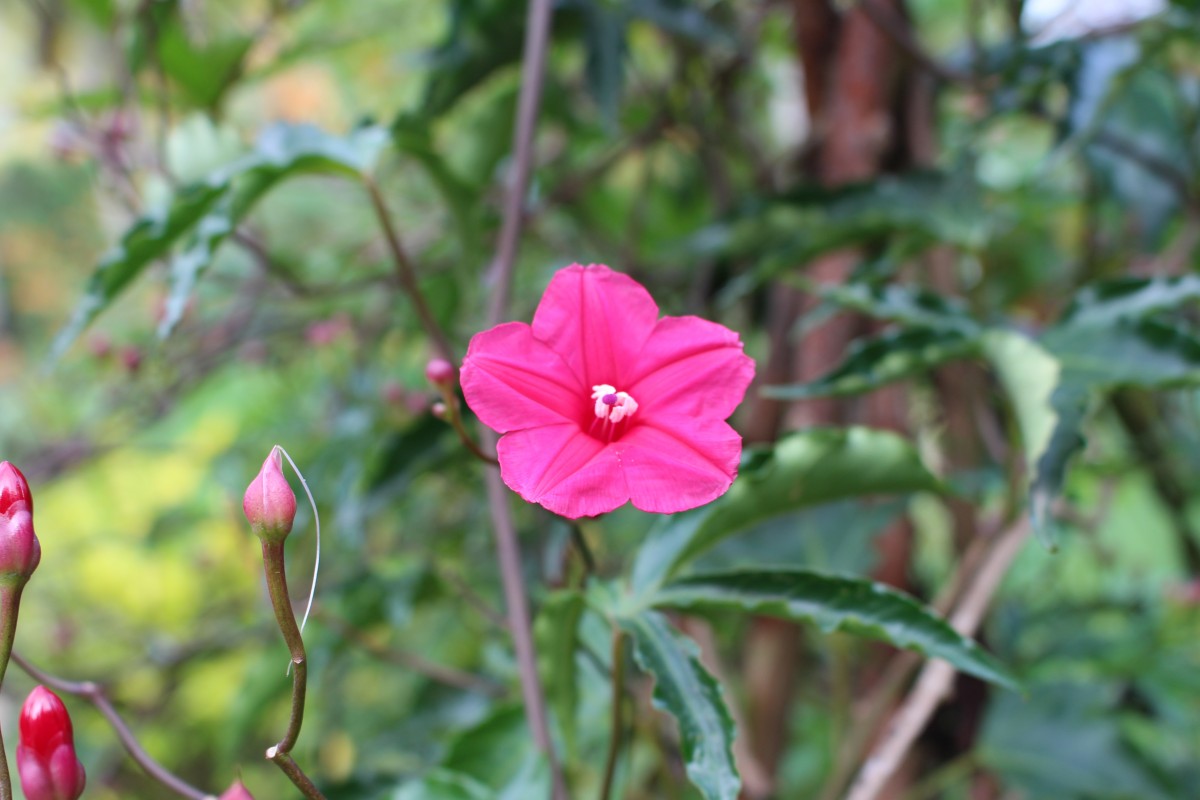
[1044,317,1200,388]
[652,570,1018,689]
[621,611,740,800]
[631,427,943,591]
[157,123,388,337]
[51,181,229,359]
[764,328,979,399]
[55,123,390,354]
[1059,275,1200,329]
[818,283,981,334]
[534,589,585,755]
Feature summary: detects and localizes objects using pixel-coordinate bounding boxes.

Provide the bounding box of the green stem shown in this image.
[598,627,626,800]
[260,541,325,799]
[0,584,25,800]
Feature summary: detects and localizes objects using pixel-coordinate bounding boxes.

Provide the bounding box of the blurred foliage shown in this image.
[1,0,1199,798]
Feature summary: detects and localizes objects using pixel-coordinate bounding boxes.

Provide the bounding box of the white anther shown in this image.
[591,384,638,423]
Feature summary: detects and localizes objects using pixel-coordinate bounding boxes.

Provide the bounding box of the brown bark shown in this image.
[744,0,914,786]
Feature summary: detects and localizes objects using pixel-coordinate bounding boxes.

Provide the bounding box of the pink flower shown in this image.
[0,461,41,585]
[242,447,297,542]
[461,264,754,518]
[220,779,256,799]
[17,686,86,800]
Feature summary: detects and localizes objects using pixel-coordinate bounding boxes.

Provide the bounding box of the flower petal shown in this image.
[531,264,659,388]
[462,322,585,433]
[497,424,629,519]
[618,416,742,513]
[628,315,755,419]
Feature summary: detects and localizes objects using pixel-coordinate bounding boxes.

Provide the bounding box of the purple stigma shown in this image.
[602,393,618,405]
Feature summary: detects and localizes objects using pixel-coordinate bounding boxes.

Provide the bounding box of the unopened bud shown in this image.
[0,462,41,585]
[17,687,86,800]
[425,358,457,389]
[431,401,448,419]
[219,779,256,800]
[242,447,296,543]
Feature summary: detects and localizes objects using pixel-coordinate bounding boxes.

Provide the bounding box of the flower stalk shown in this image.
[244,449,326,800]
[0,462,43,800]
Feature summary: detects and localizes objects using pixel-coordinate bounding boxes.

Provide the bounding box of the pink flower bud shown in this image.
[425,358,457,388]
[220,779,256,800]
[242,447,296,543]
[0,462,41,584]
[431,401,448,419]
[17,686,86,800]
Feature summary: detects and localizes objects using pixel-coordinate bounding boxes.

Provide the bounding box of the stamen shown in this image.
[591,384,638,424]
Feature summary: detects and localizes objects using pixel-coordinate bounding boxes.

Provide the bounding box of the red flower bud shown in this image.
[219,779,256,800]
[425,358,457,389]
[17,687,86,800]
[0,462,41,584]
[242,447,296,543]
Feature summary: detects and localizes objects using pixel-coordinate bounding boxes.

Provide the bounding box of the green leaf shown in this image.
[393,769,495,800]
[443,704,535,792]
[54,123,390,354]
[621,611,740,800]
[652,570,1018,690]
[1044,317,1200,389]
[981,329,1065,547]
[534,589,585,755]
[157,123,388,337]
[631,427,943,591]
[1059,275,1200,329]
[763,328,979,399]
[51,181,229,359]
[818,282,981,334]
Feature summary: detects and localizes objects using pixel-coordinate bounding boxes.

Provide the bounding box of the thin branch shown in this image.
[858,0,978,86]
[479,0,565,798]
[484,0,554,325]
[11,652,213,800]
[316,610,504,696]
[364,176,456,362]
[844,517,1030,800]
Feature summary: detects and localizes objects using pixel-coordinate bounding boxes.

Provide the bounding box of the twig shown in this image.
[11,652,213,800]
[484,0,554,324]
[316,610,504,696]
[364,176,456,362]
[480,0,565,797]
[858,0,978,87]
[844,517,1030,800]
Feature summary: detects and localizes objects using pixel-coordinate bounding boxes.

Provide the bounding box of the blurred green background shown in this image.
[1,0,1199,798]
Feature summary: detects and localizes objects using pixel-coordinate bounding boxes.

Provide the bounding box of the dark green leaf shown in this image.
[1044,317,1200,389]
[818,283,981,334]
[652,570,1018,689]
[764,328,979,399]
[621,611,740,800]
[443,704,534,792]
[978,682,1173,800]
[631,427,943,591]
[1059,275,1200,329]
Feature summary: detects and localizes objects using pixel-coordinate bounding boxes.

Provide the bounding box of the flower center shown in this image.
[591,384,638,424]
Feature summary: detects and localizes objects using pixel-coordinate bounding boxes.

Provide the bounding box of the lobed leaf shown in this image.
[652,569,1018,690]
[631,427,943,591]
[621,611,740,800]
[764,328,979,400]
